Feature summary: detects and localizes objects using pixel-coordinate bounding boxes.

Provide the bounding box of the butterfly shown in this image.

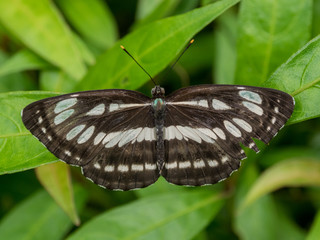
[22,84,294,190]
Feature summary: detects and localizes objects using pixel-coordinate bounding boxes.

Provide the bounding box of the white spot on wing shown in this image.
[86,104,105,116]
[119,128,142,147]
[132,164,144,171]
[164,126,183,141]
[54,98,77,114]
[66,124,85,140]
[118,165,129,172]
[224,120,241,137]
[47,135,52,141]
[197,128,217,142]
[212,99,231,110]
[65,150,71,156]
[145,163,157,170]
[137,127,156,142]
[54,109,74,125]
[103,131,121,145]
[104,165,114,172]
[232,118,252,132]
[221,156,229,163]
[249,142,256,149]
[242,101,263,116]
[77,126,95,144]
[213,127,226,140]
[41,127,46,133]
[271,117,276,124]
[194,159,205,168]
[109,103,148,112]
[208,160,219,167]
[94,163,101,169]
[179,161,191,168]
[166,161,177,169]
[176,126,201,143]
[198,100,209,108]
[239,90,262,104]
[109,103,119,112]
[94,132,106,145]
[38,116,43,124]
[169,100,208,108]
[274,107,279,113]
[105,131,125,148]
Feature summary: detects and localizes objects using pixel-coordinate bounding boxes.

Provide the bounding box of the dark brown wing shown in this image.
[161,85,294,186]
[22,89,159,190]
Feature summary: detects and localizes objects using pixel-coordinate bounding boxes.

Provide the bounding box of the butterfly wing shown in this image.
[162,85,294,186]
[22,89,159,190]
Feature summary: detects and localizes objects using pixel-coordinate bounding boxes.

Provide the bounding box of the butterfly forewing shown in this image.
[22,89,159,190]
[163,85,294,185]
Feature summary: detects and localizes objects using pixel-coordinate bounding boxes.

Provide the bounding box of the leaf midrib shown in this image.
[123,194,223,240]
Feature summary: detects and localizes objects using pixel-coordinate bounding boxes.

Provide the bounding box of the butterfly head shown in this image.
[151,85,165,98]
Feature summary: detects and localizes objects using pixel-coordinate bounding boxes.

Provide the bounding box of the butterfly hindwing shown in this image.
[163,85,294,185]
[22,89,159,190]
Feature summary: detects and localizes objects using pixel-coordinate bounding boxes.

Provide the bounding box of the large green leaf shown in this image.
[0,92,59,174]
[0,51,36,92]
[306,211,320,240]
[242,159,320,208]
[0,187,87,240]
[213,9,237,84]
[0,0,86,79]
[134,0,181,29]
[76,0,240,91]
[264,35,320,124]
[36,161,80,226]
[40,70,78,92]
[56,0,118,51]
[0,49,51,78]
[234,163,306,240]
[68,191,224,240]
[235,0,312,85]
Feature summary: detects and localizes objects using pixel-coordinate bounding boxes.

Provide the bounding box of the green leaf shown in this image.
[72,34,96,66]
[76,0,240,91]
[306,210,320,240]
[234,163,306,240]
[56,0,118,51]
[68,191,224,240]
[264,35,320,124]
[242,159,320,208]
[36,161,80,226]
[179,33,215,75]
[312,0,320,37]
[40,70,78,92]
[213,8,237,84]
[134,0,181,29]
[0,51,36,92]
[0,187,87,240]
[0,49,51,78]
[0,92,59,175]
[0,0,86,79]
[235,0,312,85]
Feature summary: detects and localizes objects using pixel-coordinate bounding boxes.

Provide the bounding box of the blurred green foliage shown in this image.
[0,0,320,239]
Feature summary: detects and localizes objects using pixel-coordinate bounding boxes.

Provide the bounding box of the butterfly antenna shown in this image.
[120,45,158,86]
[169,39,194,71]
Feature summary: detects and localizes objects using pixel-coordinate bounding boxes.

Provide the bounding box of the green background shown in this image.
[0,0,320,239]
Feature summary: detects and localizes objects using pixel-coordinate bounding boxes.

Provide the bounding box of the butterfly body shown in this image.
[22,85,294,190]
